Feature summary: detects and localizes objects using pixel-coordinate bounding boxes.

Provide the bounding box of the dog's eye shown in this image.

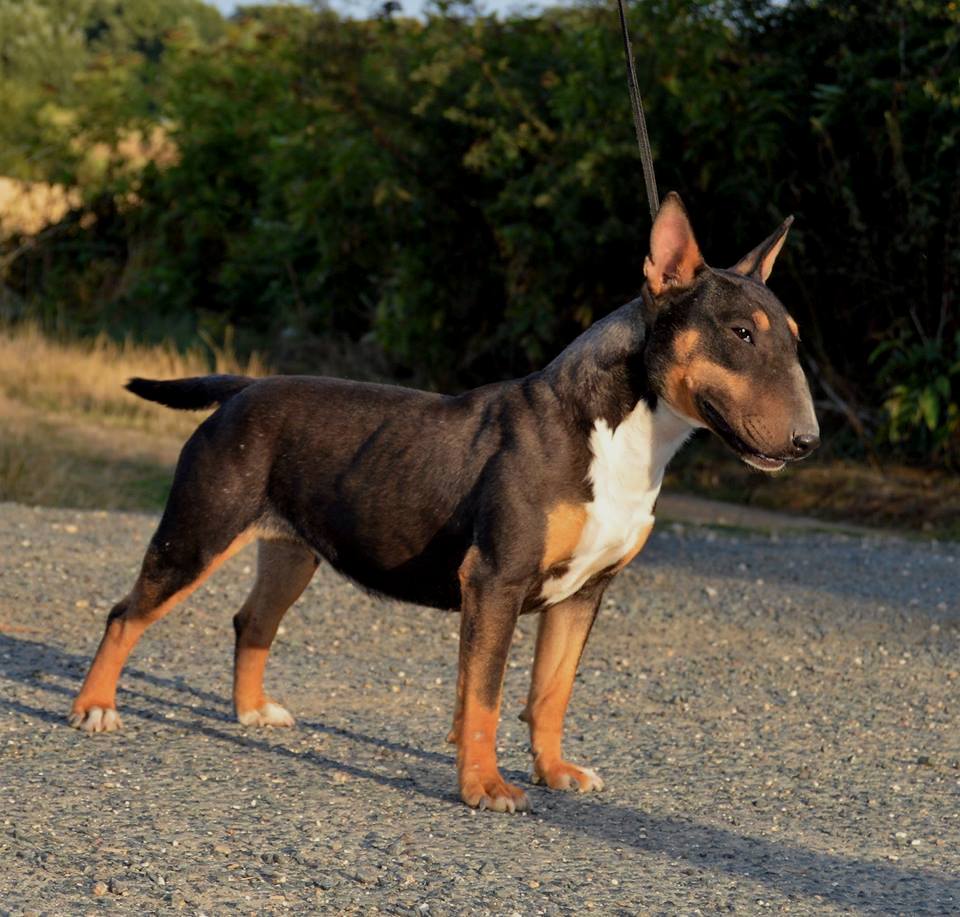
[732,327,754,345]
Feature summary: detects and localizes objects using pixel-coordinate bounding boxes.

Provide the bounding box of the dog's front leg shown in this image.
[455,549,527,813]
[523,584,606,792]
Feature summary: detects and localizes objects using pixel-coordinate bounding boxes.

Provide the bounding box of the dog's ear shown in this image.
[730,215,793,283]
[643,192,704,296]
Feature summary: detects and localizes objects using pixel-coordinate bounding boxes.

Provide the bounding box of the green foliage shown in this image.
[0,0,223,180]
[2,0,959,466]
[871,330,960,465]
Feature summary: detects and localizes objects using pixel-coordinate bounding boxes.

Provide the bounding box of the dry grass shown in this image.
[0,322,267,438]
[0,421,174,511]
[1,324,957,537]
[0,324,267,509]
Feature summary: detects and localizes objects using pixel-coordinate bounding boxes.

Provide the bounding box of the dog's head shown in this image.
[643,193,819,472]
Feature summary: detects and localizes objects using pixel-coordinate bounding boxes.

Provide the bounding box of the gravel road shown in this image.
[1,500,959,915]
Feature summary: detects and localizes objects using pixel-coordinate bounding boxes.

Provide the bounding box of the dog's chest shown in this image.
[540,403,692,606]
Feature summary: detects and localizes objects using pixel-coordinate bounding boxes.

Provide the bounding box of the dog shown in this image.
[69,193,819,812]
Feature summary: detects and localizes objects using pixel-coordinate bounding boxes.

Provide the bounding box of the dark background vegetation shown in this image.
[1,0,958,470]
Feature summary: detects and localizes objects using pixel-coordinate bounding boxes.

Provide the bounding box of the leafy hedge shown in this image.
[2,0,959,465]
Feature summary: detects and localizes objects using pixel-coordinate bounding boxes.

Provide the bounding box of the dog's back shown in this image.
[149,373,577,608]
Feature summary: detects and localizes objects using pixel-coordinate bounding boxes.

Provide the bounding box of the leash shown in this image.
[615,0,659,222]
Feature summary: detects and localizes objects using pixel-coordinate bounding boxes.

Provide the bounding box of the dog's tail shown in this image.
[126,375,255,411]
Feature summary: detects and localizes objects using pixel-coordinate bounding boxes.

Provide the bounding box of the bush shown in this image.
[872,329,960,466]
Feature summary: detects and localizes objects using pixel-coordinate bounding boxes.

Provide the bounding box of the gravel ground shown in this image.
[1,500,959,915]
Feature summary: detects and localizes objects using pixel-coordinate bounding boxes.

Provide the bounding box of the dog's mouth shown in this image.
[697,398,788,473]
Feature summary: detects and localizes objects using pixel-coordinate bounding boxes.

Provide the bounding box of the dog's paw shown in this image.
[460,770,529,813]
[237,700,295,728]
[68,705,122,733]
[532,759,604,793]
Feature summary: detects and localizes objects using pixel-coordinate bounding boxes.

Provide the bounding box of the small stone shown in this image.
[108,878,127,895]
[354,867,380,885]
[916,755,932,766]
[213,844,231,855]
[388,838,407,855]
[92,881,108,897]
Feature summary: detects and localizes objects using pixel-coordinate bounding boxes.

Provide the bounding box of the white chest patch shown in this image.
[540,402,694,606]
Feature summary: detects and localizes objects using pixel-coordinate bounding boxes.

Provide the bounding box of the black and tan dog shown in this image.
[69,194,819,812]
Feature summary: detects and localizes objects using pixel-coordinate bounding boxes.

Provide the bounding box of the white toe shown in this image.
[577,767,604,792]
[69,706,122,733]
[237,702,294,728]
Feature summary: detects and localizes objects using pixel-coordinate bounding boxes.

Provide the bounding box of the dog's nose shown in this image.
[791,431,820,457]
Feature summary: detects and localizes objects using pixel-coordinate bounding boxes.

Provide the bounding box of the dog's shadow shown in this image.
[1,633,958,913]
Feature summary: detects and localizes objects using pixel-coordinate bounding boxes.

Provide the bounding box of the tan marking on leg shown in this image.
[526,592,604,792]
[541,503,587,571]
[447,663,465,745]
[458,545,480,588]
[613,520,654,573]
[455,561,527,811]
[786,315,799,338]
[234,647,285,725]
[70,530,256,732]
[752,309,770,332]
[234,539,317,726]
[448,546,480,744]
[457,694,528,812]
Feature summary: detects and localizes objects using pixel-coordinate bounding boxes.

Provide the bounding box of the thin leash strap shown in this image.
[616,0,659,222]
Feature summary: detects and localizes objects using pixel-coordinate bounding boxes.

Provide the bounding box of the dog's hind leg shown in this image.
[232,539,318,728]
[69,522,257,733]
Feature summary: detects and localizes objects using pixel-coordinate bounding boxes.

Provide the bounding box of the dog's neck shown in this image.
[544,295,660,429]
[543,296,695,504]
